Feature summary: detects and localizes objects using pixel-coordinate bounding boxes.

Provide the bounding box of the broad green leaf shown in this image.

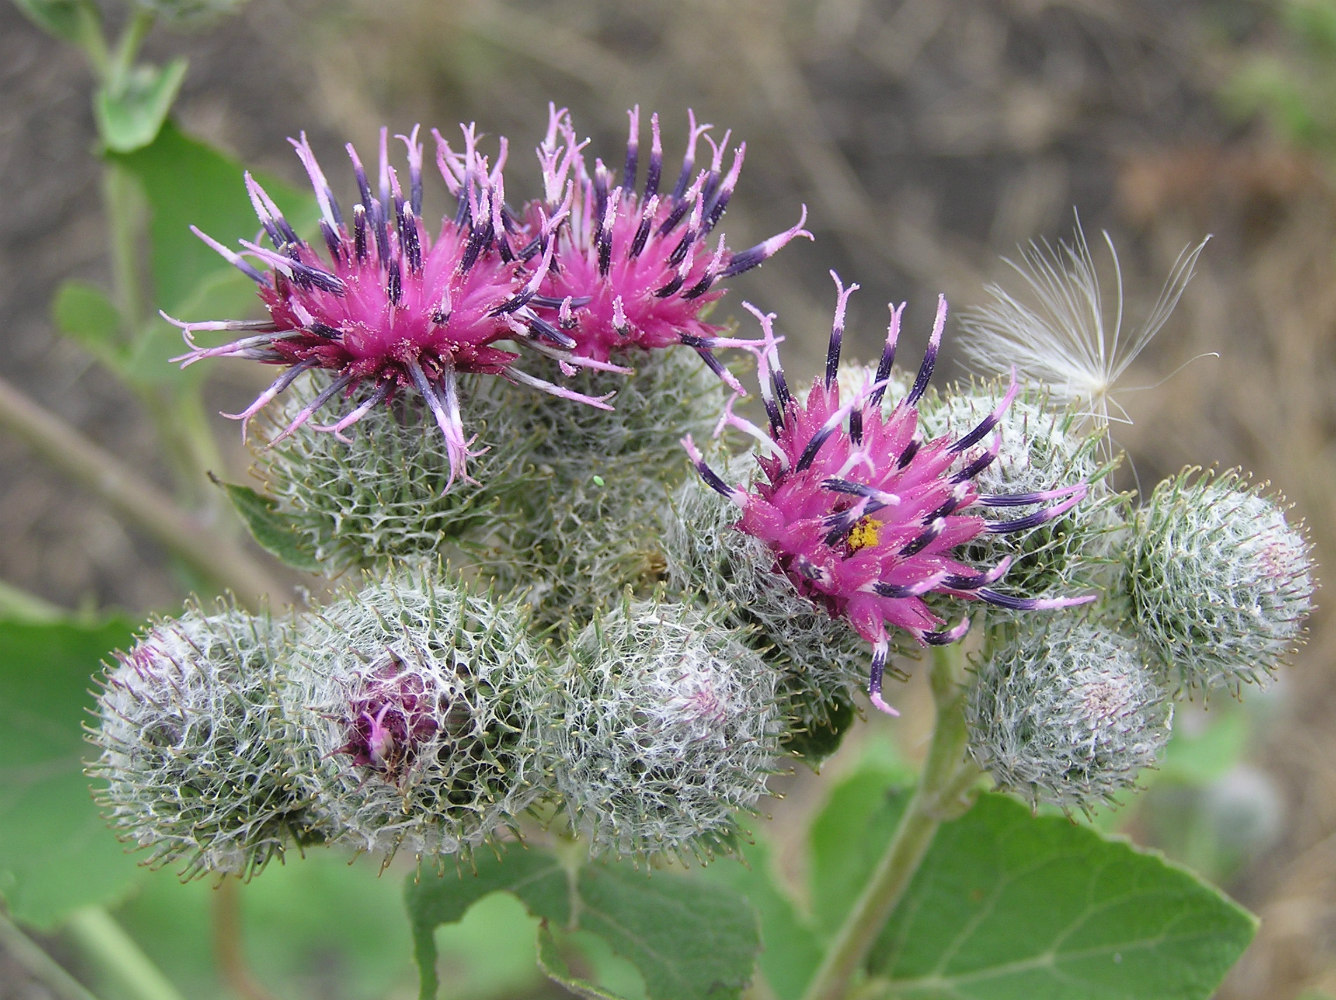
[807,763,911,937]
[573,862,759,1000]
[94,59,189,153]
[109,121,318,320]
[13,0,92,42]
[217,481,323,574]
[869,792,1257,1000]
[407,848,761,1000]
[53,279,125,370]
[699,832,823,1000]
[0,616,145,928]
[537,926,629,1000]
[406,847,571,1000]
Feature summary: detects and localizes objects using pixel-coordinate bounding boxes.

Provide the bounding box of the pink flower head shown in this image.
[168,125,618,488]
[528,106,812,387]
[684,274,1094,715]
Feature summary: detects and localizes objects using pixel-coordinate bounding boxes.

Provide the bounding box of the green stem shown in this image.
[102,161,147,343]
[63,907,186,1000]
[105,7,156,95]
[0,372,287,607]
[0,910,104,1000]
[800,645,980,1000]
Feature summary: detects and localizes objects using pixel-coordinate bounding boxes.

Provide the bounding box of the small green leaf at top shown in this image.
[217,480,322,574]
[0,615,145,929]
[95,58,189,153]
[407,847,761,1000]
[13,0,94,43]
[869,791,1257,1000]
[109,121,319,319]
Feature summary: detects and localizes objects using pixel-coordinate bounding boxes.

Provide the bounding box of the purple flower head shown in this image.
[528,106,812,388]
[336,650,441,782]
[168,125,618,488]
[684,274,1095,715]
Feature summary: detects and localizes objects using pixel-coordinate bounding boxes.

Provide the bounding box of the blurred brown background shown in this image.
[2,1,1333,997]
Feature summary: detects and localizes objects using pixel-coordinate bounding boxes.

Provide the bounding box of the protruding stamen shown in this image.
[623,105,639,191]
[826,271,858,389]
[899,517,945,557]
[869,302,906,409]
[906,294,947,405]
[682,435,748,506]
[867,638,900,716]
[950,374,1019,454]
[719,206,813,277]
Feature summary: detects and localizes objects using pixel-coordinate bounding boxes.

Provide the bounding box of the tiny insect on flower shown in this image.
[685,273,1095,714]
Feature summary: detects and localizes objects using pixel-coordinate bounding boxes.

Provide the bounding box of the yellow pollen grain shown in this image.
[847,515,881,552]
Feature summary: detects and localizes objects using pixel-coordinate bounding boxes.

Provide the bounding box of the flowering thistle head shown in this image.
[685,274,1095,714]
[958,217,1209,429]
[1126,467,1316,694]
[169,125,613,488]
[967,619,1172,813]
[547,598,783,863]
[89,603,320,880]
[281,566,553,865]
[527,106,811,383]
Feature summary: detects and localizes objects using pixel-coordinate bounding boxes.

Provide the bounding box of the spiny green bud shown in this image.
[487,350,729,622]
[282,566,553,866]
[967,619,1172,812]
[1126,467,1316,693]
[89,603,320,880]
[664,453,873,762]
[918,377,1127,600]
[252,374,535,572]
[548,598,784,863]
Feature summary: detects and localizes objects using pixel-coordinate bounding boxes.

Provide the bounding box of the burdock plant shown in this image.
[1,64,1303,999]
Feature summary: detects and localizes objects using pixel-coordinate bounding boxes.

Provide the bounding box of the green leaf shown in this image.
[94,58,189,153]
[53,279,125,370]
[574,862,759,1000]
[807,763,912,937]
[698,833,823,1000]
[109,121,318,320]
[537,926,627,1000]
[869,792,1257,1000]
[0,616,146,929]
[407,848,761,1000]
[12,0,92,43]
[406,848,572,1000]
[217,481,322,574]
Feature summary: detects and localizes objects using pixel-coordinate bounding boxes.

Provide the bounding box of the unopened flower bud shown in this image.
[967,619,1172,812]
[282,566,552,865]
[548,598,783,862]
[1126,468,1316,693]
[89,603,317,880]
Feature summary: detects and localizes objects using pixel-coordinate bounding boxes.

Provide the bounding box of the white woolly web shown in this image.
[959,215,1210,429]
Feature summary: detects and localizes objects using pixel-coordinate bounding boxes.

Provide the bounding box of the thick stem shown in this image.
[0,373,287,608]
[800,645,979,1000]
[63,908,186,1000]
